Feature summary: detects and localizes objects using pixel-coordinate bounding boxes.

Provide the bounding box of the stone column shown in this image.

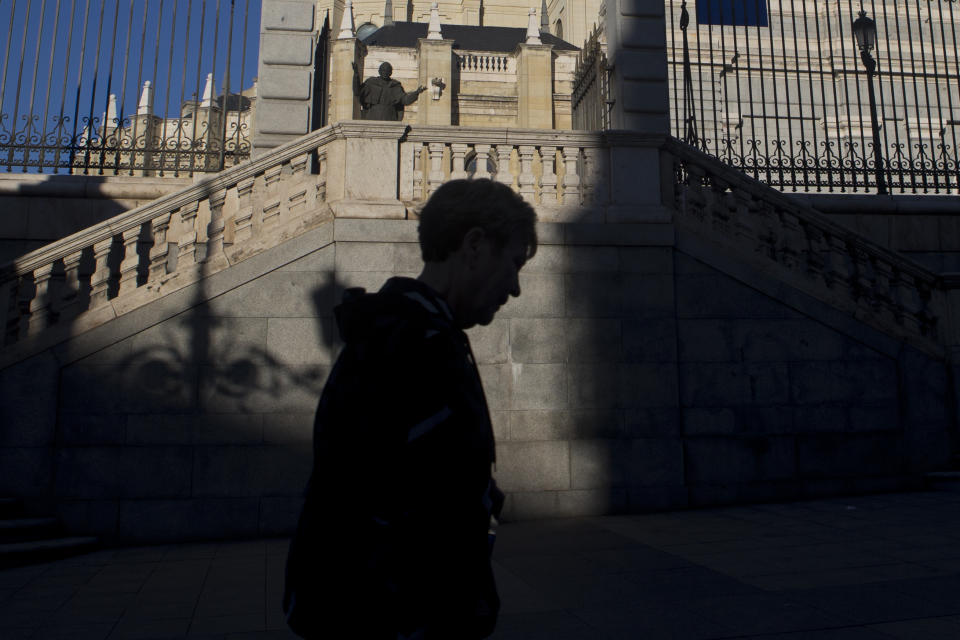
[516,43,554,129]
[416,38,454,126]
[253,0,320,156]
[603,0,669,134]
[329,37,363,123]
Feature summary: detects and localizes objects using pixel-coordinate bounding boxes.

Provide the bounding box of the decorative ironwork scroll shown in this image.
[667,0,960,194]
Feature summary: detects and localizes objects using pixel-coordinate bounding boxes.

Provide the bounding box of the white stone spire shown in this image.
[427,2,443,40]
[338,0,356,39]
[200,73,214,108]
[525,8,542,45]
[137,81,154,115]
[384,0,393,26]
[106,93,118,127]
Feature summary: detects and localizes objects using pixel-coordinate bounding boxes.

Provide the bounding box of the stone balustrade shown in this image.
[1,126,337,353]
[398,126,609,215]
[0,123,623,354]
[664,137,947,357]
[456,52,515,74]
[8,121,943,361]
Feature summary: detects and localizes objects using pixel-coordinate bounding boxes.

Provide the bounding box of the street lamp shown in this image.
[852,9,888,194]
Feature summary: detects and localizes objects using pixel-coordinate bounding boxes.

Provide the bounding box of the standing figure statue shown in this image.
[352,61,426,121]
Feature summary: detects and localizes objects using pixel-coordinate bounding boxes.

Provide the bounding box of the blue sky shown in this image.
[1,0,262,140]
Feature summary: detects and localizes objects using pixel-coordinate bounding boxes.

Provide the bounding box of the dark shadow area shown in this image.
[0,173,340,544]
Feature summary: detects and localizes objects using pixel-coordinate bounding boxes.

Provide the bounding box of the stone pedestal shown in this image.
[416,38,454,126]
[324,121,408,219]
[329,38,363,123]
[253,0,320,156]
[516,43,554,129]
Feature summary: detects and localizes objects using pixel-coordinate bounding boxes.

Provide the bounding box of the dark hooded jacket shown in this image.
[283,277,504,639]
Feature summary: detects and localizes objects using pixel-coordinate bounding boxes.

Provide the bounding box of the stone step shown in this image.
[0,497,24,519]
[0,536,99,569]
[925,471,960,492]
[0,517,61,543]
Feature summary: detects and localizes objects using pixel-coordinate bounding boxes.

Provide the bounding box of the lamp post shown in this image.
[852,9,888,194]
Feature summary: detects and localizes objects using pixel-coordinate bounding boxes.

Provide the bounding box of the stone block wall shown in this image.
[0,218,954,543]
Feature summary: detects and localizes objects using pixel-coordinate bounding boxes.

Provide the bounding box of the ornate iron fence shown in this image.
[668,0,960,194]
[572,24,613,131]
[0,0,260,176]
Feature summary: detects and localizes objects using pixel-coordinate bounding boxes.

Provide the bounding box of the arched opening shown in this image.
[357,22,379,41]
[555,19,563,40]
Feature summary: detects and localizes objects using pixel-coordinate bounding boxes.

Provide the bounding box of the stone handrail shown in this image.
[1,124,339,348]
[663,136,946,356]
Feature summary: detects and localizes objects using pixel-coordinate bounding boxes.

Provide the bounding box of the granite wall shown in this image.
[0,218,954,543]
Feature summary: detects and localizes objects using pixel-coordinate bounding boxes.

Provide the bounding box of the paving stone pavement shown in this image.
[2,490,960,639]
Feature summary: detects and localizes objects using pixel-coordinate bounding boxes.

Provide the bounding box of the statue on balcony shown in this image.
[352,61,426,121]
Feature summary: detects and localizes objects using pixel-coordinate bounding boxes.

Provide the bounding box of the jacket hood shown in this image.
[334,277,453,344]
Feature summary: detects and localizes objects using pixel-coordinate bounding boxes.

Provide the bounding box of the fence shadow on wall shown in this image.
[36,183,340,543]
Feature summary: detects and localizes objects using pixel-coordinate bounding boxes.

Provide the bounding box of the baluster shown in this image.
[778,211,802,270]
[823,234,853,297]
[148,213,173,285]
[540,146,558,205]
[16,275,33,342]
[707,179,732,237]
[682,164,708,223]
[427,143,445,195]
[517,145,537,203]
[316,149,328,202]
[234,178,256,246]
[493,145,513,188]
[204,189,229,262]
[54,250,82,321]
[894,271,922,334]
[27,264,56,335]
[287,153,310,218]
[473,144,492,180]
[800,222,825,282]
[582,148,608,205]
[89,237,115,309]
[176,201,201,270]
[560,146,580,205]
[262,164,283,225]
[451,144,469,181]
[873,258,896,324]
[753,202,778,259]
[917,280,937,337]
[849,245,875,306]
[732,190,757,246]
[0,279,14,345]
[412,143,425,201]
[118,225,143,296]
[290,152,309,179]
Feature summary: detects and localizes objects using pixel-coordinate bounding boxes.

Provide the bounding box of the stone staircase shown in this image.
[0,497,98,569]
[1,122,958,545]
